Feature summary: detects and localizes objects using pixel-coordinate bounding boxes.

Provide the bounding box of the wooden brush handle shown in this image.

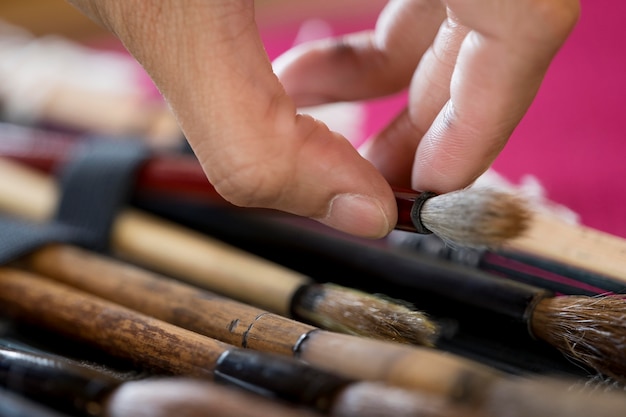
[24,244,506,403]
[0,267,226,377]
[300,331,502,405]
[0,158,309,315]
[26,244,314,356]
[505,211,626,285]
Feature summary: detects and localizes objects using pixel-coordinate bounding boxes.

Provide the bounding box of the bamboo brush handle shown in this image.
[26,244,314,356]
[299,331,502,404]
[0,158,309,315]
[0,267,225,378]
[505,211,626,285]
[24,244,505,402]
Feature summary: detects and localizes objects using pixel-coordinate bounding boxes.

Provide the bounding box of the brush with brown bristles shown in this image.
[166,202,626,383]
[10,243,498,401]
[0,268,487,417]
[5,267,626,417]
[0,157,438,347]
[0,121,531,248]
[274,229,626,382]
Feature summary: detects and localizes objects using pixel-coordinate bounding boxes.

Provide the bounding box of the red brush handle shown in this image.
[0,123,422,231]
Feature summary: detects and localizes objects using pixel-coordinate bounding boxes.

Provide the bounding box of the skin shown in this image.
[65,0,580,238]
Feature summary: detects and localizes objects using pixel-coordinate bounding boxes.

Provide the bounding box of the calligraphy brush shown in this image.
[0,268,626,417]
[4,160,623,381]
[0,267,484,417]
[388,232,626,296]
[133,202,626,383]
[7,254,626,417]
[6,123,623,293]
[12,243,511,404]
[0,121,530,248]
[0,345,327,417]
[0,158,439,347]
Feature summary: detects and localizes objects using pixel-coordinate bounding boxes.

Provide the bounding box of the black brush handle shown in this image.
[140,200,551,323]
[0,347,123,417]
[391,232,626,296]
[214,348,352,412]
[0,388,73,417]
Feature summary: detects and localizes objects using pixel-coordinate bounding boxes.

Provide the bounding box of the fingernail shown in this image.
[322,194,391,238]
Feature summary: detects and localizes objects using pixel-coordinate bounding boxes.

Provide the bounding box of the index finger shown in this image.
[411,0,580,192]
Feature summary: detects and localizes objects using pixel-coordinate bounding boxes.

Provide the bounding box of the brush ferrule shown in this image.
[410,192,437,234]
[214,348,353,411]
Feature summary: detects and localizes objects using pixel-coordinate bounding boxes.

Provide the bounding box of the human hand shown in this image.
[276,0,580,193]
[66,0,579,239]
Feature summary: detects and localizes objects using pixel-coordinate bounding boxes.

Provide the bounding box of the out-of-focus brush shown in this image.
[0,387,73,417]
[0,122,530,248]
[389,232,626,296]
[0,157,437,347]
[131,203,626,384]
[15,244,501,403]
[0,270,492,417]
[0,345,327,417]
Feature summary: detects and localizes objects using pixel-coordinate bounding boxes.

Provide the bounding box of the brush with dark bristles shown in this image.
[0,269,487,417]
[14,244,498,401]
[0,121,531,248]
[139,204,626,383]
[318,244,626,382]
[5,314,626,417]
[0,157,438,347]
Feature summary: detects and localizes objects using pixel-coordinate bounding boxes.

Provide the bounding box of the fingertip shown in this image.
[317,192,396,239]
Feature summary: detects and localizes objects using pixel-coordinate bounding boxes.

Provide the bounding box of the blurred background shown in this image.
[1,0,624,238]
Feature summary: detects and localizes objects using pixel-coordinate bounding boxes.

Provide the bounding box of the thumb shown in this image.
[76,0,396,238]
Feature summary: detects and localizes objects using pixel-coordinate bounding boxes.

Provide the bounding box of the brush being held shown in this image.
[393,187,531,248]
[0,157,437,347]
[0,122,531,248]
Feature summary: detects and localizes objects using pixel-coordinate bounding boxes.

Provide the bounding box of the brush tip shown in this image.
[531,295,626,383]
[420,187,531,248]
[293,283,439,346]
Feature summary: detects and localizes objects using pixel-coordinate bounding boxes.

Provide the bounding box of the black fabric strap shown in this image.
[0,139,148,265]
[0,217,92,265]
[53,139,148,251]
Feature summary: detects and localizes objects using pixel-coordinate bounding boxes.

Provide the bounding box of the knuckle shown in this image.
[208,152,289,209]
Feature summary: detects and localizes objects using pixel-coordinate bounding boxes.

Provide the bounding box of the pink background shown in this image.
[119,0,625,238]
[261,0,626,238]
